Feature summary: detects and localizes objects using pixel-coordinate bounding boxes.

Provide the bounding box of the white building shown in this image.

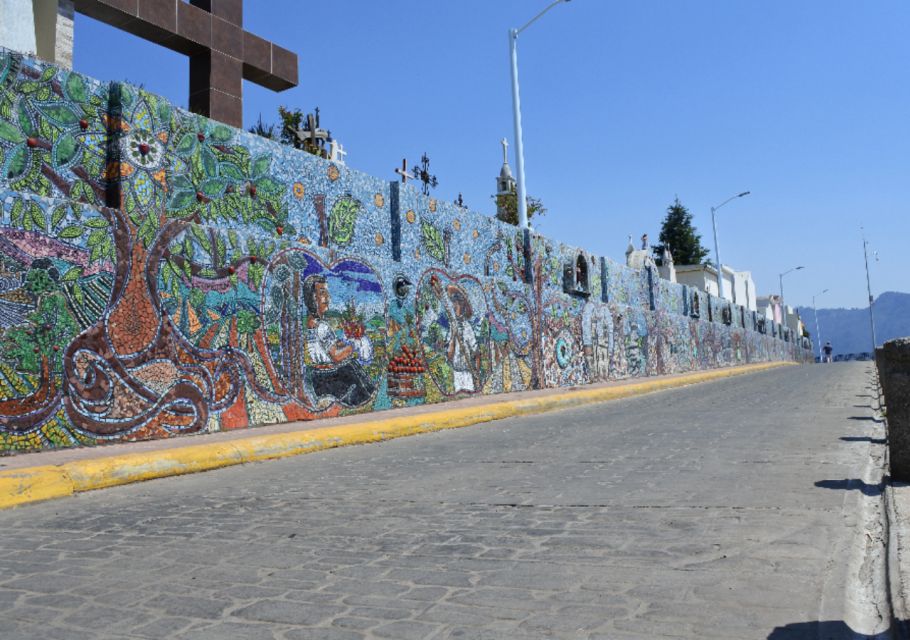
[1,0,74,68]
[674,264,757,312]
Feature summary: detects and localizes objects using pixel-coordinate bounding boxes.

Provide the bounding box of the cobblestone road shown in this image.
[0,363,880,639]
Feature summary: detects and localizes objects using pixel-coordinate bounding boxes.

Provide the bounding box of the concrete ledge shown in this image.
[0,361,794,510]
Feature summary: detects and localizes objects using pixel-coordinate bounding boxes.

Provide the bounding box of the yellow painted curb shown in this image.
[0,361,795,509]
[0,465,74,508]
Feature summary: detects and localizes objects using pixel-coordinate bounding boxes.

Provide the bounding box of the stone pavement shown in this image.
[0,362,892,638]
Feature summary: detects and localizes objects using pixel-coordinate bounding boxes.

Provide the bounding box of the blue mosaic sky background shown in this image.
[72,0,909,311]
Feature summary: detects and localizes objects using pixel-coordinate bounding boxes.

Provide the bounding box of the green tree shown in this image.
[654,198,709,266]
[248,114,275,140]
[494,192,547,227]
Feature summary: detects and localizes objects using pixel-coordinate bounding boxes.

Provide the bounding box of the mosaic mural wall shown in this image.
[0,50,810,453]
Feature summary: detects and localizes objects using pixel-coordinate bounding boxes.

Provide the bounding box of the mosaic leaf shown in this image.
[0,120,22,144]
[28,201,46,231]
[219,162,244,181]
[64,73,87,103]
[421,219,445,263]
[175,133,196,154]
[87,229,106,247]
[211,125,232,143]
[201,177,228,198]
[19,81,41,95]
[61,267,83,282]
[36,103,80,127]
[9,199,23,226]
[57,225,83,239]
[170,190,195,210]
[251,155,270,179]
[17,101,35,136]
[53,133,78,165]
[328,196,361,245]
[6,145,28,179]
[256,177,282,196]
[201,146,217,176]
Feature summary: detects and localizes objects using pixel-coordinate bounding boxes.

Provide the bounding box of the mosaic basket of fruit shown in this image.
[386,345,426,399]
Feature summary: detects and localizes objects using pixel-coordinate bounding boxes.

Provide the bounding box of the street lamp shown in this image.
[778,265,805,327]
[812,288,829,360]
[509,0,571,229]
[710,191,750,300]
[861,228,878,350]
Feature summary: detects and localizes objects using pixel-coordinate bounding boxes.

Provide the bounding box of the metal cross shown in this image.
[413,153,438,196]
[395,159,415,184]
[74,0,298,127]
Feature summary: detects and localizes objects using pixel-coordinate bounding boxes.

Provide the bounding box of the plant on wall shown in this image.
[495,191,547,227]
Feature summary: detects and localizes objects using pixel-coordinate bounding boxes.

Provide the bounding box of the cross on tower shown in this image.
[73,0,298,127]
[501,137,509,164]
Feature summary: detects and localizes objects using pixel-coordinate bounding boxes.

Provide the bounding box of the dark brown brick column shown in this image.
[187,1,241,127]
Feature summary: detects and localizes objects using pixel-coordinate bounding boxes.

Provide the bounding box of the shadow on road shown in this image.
[849,415,884,423]
[840,436,887,445]
[814,478,885,497]
[767,619,899,639]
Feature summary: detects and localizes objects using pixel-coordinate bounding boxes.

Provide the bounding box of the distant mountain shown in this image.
[797,291,910,356]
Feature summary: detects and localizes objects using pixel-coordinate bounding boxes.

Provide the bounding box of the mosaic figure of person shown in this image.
[445,284,480,393]
[302,275,375,406]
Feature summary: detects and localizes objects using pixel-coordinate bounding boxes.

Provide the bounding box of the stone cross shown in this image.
[501,137,509,164]
[3,0,299,128]
[328,140,346,165]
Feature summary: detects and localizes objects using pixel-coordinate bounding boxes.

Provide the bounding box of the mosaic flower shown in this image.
[293,182,305,199]
[124,128,164,170]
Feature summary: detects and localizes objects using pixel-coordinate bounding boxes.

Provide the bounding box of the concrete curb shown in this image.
[0,361,794,510]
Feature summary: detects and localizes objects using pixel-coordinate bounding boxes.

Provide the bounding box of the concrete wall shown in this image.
[0,50,810,453]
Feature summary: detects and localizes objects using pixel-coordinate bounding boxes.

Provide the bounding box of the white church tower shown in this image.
[495,138,517,222]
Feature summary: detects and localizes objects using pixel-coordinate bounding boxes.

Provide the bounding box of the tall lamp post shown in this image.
[710,191,750,301]
[509,0,571,229]
[862,228,878,350]
[778,265,805,329]
[812,288,829,360]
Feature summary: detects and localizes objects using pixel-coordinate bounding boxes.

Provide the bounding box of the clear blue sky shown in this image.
[72,0,909,311]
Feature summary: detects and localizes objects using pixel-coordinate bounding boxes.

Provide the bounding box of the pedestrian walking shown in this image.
[823,341,833,363]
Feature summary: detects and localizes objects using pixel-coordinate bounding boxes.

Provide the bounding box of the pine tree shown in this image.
[654,198,709,266]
